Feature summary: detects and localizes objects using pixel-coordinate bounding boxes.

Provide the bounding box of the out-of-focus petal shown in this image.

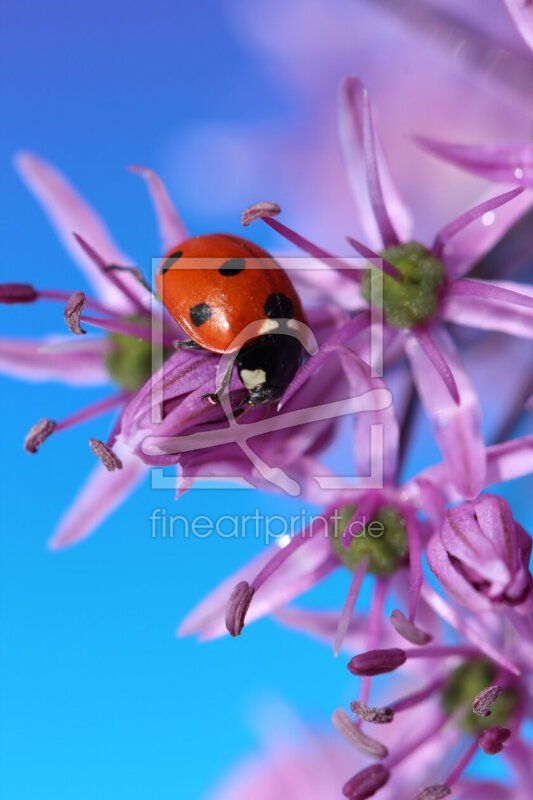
[48,442,146,549]
[15,151,145,311]
[0,336,109,385]
[485,435,533,487]
[338,76,413,249]
[405,325,485,499]
[503,0,533,52]
[128,165,188,253]
[415,136,533,186]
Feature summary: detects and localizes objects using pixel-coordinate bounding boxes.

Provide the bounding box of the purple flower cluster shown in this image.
[2,25,533,800]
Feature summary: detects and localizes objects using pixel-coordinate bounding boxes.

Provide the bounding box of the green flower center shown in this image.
[330,504,409,576]
[105,317,173,392]
[361,241,445,328]
[441,659,518,733]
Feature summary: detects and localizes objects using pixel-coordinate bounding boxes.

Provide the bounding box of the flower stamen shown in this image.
[225,581,255,637]
[473,685,504,717]
[350,700,394,724]
[89,438,123,471]
[24,418,56,453]
[64,290,87,335]
[332,709,388,758]
[0,283,39,304]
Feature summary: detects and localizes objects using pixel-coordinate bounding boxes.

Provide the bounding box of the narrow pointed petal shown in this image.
[128,165,187,253]
[406,325,485,499]
[0,336,109,385]
[412,327,460,404]
[14,152,142,311]
[415,136,533,186]
[441,293,533,340]
[485,435,533,487]
[48,443,146,549]
[275,607,367,653]
[334,556,368,657]
[447,279,533,312]
[432,188,523,260]
[503,1,533,52]
[346,236,403,280]
[278,312,371,409]
[332,344,399,485]
[338,76,413,249]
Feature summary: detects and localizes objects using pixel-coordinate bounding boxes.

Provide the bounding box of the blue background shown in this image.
[1,2,532,798]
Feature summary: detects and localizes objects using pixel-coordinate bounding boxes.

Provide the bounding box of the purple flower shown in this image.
[427,494,533,615]
[243,77,533,501]
[3,153,344,547]
[206,702,527,800]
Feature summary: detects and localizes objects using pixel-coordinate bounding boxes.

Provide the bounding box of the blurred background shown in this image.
[1,1,532,797]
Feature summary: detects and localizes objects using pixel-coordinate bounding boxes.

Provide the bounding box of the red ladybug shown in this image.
[155,233,307,407]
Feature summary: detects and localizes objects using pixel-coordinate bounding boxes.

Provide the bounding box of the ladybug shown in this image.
[155,233,308,408]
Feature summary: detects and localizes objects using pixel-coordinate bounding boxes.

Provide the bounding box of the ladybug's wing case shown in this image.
[156,234,305,354]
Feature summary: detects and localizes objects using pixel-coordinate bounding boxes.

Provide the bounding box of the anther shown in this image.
[390,609,432,645]
[241,201,281,227]
[0,283,39,304]
[225,581,255,637]
[64,291,87,335]
[350,700,394,724]
[473,685,503,717]
[332,709,388,758]
[348,648,406,676]
[89,438,123,471]
[342,764,389,800]
[414,786,450,800]
[24,418,56,453]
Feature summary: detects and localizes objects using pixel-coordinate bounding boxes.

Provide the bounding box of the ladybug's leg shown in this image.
[202,357,235,407]
[174,339,204,351]
[104,264,157,298]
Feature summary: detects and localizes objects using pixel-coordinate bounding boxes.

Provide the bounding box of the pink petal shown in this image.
[338,76,413,250]
[447,278,533,312]
[275,607,368,653]
[333,555,369,657]
[441,293,533,340]
[332,344,399,484]
[503,0,533,52]
[48,443,146,549]
[405,325,486,500]
[432,188,524,260]
[421,585,521,676]
[485,435,533,487]
[412,328,460,405]
[278,312,371,409]
[128,165,188,253]
[15,152,143,312]
[0,336,109,385]
[415,136,533,186]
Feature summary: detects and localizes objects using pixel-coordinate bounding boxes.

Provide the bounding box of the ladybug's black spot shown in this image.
[264,292,295,319]
[161,250,183,275]
[219,257,245,277]
[190,303,212,327]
